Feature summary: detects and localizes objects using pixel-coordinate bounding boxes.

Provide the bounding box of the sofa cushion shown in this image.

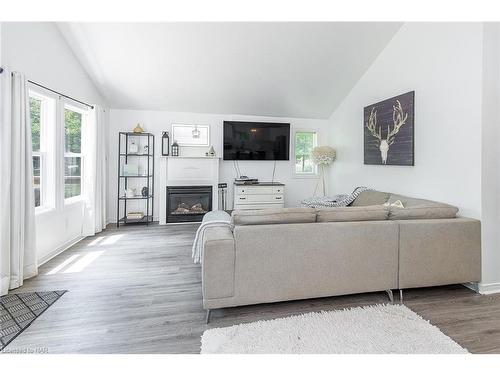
[316,205,389,222]
[231,207,316,226]
[351,190,390,206]
[387,194,459,220]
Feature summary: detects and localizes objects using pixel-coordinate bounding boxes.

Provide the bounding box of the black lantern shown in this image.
[171,140,179,156]
[162,131,170,156]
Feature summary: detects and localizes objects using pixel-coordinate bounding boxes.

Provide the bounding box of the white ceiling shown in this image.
[59,22,402,119]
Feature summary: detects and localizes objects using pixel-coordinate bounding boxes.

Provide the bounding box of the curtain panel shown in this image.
[82,105,108,236]
[0,70,38,296]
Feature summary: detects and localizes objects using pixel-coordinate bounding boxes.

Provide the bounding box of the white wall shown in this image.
[328,22,500,291]
[2,22,106,262]
[3,22,103,104]
[328,23,483,219]
[107,109,328,223]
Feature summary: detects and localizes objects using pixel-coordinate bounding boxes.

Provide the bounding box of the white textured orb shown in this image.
[312,146,336,165]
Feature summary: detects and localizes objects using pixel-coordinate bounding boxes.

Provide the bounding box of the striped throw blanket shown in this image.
[301,186,369,208]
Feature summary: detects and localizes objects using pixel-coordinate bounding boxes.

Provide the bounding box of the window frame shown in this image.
[29,90,50,212]
[292,129,319,179]
[63,102,87,204]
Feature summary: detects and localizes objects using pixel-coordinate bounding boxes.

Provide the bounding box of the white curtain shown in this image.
[82,105,108,236]
[0,70,38,296]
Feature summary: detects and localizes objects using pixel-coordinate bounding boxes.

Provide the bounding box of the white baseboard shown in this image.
[38,236,84,266]
[464,282,500,295]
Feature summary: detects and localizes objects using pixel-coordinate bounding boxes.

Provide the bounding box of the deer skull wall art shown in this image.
[363,91,415,166]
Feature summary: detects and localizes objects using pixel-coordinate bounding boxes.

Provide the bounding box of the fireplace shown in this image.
[166,186,213,223]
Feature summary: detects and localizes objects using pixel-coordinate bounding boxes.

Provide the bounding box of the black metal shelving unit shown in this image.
[117,132,155,227]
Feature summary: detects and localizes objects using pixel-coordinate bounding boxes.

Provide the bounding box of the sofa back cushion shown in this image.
[231,207,316,226]
[316,205,389,222]
[351,190,390,206]
[387,194,459,220]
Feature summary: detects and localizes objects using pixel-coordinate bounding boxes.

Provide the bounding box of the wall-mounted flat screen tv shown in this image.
[223,121,290,160]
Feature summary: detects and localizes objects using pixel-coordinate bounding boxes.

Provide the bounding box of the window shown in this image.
[30,95,44,207]
[294,130,317,176]
[29,85,88,212]
[64,107,83,199]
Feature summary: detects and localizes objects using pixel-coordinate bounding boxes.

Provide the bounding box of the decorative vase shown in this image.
[208,146,216,157]
[133,123,144,133]
[125,187,136,198]
[141,187,149,197]
[129,140,138,154]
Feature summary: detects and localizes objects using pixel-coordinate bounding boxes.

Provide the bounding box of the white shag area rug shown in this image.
[200,304,467,354]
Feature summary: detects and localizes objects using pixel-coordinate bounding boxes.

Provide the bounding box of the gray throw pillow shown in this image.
[351,190,390,206]
[385,193,459,220]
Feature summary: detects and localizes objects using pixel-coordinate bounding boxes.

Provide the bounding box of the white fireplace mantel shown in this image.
[158,156,220,225]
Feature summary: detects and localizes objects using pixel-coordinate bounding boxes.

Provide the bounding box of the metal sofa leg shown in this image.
[399,289,404,303]
[385,289,394,303]
[205,309,211,324]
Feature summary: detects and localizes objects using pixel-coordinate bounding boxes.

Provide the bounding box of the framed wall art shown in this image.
[364,91,414,166]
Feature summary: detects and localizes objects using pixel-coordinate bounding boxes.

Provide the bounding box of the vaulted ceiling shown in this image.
[58,22,402,119]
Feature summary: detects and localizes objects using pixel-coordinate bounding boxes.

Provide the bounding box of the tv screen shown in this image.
[223,121,290,160]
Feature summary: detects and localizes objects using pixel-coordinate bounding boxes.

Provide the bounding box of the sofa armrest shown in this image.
[202,226,235,303]
[397,218,481,288]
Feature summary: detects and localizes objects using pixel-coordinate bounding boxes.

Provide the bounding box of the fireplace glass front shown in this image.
[166,186,212,223]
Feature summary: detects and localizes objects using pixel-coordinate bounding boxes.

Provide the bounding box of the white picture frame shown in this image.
[172,124,210,146]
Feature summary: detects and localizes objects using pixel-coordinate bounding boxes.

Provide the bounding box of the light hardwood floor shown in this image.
[5,224,500,353]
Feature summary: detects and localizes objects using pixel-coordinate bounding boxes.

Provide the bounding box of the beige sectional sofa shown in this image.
[201,190,481,320]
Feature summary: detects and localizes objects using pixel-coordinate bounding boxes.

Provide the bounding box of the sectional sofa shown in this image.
[201,190,481,321]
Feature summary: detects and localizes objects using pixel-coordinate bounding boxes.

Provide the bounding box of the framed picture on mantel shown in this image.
[363,91,415,166]
[172,124,210,146]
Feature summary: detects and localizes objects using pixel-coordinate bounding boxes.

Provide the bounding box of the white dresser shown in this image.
[233,182,285,210]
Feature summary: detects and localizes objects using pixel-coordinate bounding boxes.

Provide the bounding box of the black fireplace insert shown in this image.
[166,186,212,223]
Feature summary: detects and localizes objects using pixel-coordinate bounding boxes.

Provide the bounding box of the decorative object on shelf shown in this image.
[364,91,414,166]
[172,124,209,146]
[133,123,144,133]
[171,140,179,156]
[129,139,139,154]
[162,131,170,156]
[208,146,216,157]
[141,186,149,197]
[141,145,149,155]
[125,187,136,198]
[126,211,145,220]
[312,146,336,197]
[123,163,139,176]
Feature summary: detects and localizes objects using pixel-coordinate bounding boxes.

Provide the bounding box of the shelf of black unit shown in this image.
[119,153,154,157]
[119,132,153,137]
[118,195,153,200]
[118,175,153,178]
[118,215,153,224]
